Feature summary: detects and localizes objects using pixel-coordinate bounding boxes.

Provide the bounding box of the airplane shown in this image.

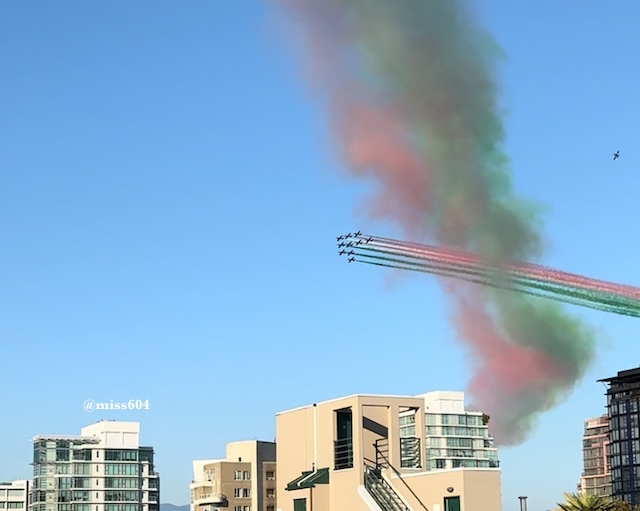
[346,241,354,247]
[367,237,372,242]
[354,230,362,236]
[355,240,363,245]
[345,233,353,238]
[336,235,344,241]
[348,257,355,263]
[338,242,345,247]
[614,150,620,160]
[339,250,346,255]
[348,250,355,255]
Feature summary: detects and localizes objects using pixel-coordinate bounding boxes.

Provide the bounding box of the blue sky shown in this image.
[1,2,639,510]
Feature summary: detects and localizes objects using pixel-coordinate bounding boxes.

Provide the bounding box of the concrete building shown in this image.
[0,480,30,511]
[190,440,276,511]
[276,393,502,511]
[599,367,640,506]
[29,421,159,511]
[579,415,611,497]
[399,391,498,471]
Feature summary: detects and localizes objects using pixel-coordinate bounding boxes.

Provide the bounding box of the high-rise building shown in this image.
[599,367,640,506]
[399,391,499,471]
[190,440,276,511]
[0,480,30,511]
[277,393,501,511]
[579,415,611,497]
[29,421,159,511]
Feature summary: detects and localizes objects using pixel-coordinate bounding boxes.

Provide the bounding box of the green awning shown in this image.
[285,468,330,490]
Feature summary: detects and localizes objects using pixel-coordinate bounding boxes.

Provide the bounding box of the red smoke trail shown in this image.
[274,0,597,445]
[365,235,640,298]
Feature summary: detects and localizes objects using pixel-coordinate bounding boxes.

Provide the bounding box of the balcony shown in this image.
[334,438,354,470]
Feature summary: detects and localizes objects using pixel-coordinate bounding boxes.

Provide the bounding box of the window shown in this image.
[234,489,241,498]
[444,496,461,511]
[234,471,242,481]
[242,471,250,480]
[234,507,242,511]
[8,504,22,509]
[242,489,250,498]
[293,499,306,511]
[267,507,274,511]
[266,471,275,481]
[266,488,275,498]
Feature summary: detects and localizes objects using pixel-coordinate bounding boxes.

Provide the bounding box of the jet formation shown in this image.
[337,231,372,265]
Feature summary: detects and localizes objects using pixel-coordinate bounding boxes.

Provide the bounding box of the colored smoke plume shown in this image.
[273,0,596,445]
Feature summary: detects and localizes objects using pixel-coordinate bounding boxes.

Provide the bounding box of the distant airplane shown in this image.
[356,240,363,245]
[339,250,346,255]
[614,150,620,160]
[354,230,362,236]
[348,257,355,263]
[348,250,355,255]
[346,241,354,247]
[336,235,344,241]
[338,242,345,247]
[366,236,372,242]
[345,233,353,238]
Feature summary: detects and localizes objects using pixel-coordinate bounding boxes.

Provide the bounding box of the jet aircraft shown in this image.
[354,230,362,236]
[348,257,355,263]
[339,250,346,255]
[614,150,620,160]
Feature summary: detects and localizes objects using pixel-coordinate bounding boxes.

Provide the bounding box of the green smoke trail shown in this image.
[276,0,597,444]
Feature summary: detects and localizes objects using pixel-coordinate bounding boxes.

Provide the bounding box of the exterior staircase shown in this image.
[364,464,410,511]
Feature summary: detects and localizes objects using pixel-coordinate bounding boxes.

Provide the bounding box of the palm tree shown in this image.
[555,492,615,511]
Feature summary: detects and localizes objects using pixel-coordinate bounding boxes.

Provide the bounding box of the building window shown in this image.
[266,488,275,498]
[234,489,241,498]
[444,496,461,511]
[234,507,242,511]
[242,471,250,480]
[234,471,242,481]
[293,499,306,511]
[266,471,275,481]
[267,507,274,511]
[242,489,250,498]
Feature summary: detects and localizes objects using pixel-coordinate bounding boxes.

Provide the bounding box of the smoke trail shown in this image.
[275,0,596,444]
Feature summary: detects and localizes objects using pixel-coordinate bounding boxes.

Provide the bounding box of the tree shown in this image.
[556,492,615,511]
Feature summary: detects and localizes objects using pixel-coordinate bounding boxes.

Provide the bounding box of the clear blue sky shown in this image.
[1,2,639,510]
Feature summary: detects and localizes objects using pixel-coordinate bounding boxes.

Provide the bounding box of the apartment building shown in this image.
[190,440,276,511]
[29,421,159,511]
[399,391,498,471]
[0,480,30,511]
[579,415,611,497]
[599,367,640,506]
[276,393,501,511]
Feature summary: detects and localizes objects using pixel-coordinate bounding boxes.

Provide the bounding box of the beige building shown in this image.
[0,480,30,511]
[276,394,501,511]
[579,415,611,497]
[190,440,276,511]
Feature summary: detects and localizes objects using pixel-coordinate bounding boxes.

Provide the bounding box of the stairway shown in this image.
[364,464,411,511]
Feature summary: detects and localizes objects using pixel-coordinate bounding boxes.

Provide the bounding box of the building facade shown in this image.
[0,480,30,511]
[599,367,640,506]
[399,391,498,471]
[579,415,611,497]
[276,393,502,511]
[29,421,159,511]
[190,441,276,511]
